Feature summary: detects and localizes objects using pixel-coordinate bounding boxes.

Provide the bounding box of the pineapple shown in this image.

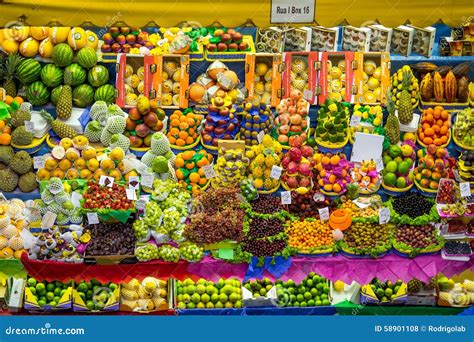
[40,109,78,139]
[56,70,72,119]
[407,278,422,293]
[384,88,400,145]
[397,70,414,124]
[3,54,21,97]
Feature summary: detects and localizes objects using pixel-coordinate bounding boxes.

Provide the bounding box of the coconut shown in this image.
[206,61,227,80]
[217,70,239,90]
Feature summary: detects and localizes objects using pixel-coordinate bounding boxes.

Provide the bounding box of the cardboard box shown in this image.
[7,277,25,313]
[121,278,172,313]
[24,285,73,312]
[256,27,285,53]
[360,283,407,305]
[391,25,414,56]
[319,51,356,104]
[115,54,155,108]
[438,37,473,56]
[307,26,339,52]
[150,54,190,109]
[330,281,361,305]
[354,52,390,104]
[409,25,436,57]
[72,285,120,313]
[368,25,392,52]
[451,23,474,41]
[283,27,312,52]
[242,285,277,307]
[281,51,319,105]
[245,53,283,107]
[406,288,436,306]
[342,26,371,52]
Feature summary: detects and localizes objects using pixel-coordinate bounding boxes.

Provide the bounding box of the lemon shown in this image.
[334,280,345,292]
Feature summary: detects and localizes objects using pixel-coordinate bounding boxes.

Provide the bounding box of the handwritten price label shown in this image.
[203,165,216,179]
[281,191,292,205]
[257,131,265,144]
[460,182,471,198]
[87,212,99,225]
[270,165,283,180]
[126,188,137,201]
[33,156,45,170]
[350,115,361,127]
[319,207,330,221]
[141,172,154,188]
[24,121,35,132]
[378,207,390,225]
[375,158,384,172]
[99,175,114,188]
[128,176,140,190]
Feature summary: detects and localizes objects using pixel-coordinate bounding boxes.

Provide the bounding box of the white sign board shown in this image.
[271,0,315,23]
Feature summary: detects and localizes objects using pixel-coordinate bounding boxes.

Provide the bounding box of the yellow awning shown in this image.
[0,0,469,28]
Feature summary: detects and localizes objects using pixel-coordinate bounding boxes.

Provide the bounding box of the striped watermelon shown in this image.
[94,84,115,104]
[52,43,74,67]
[16,58,41,84]
[76,46,98,68]
[65,63,86,86]
[40,64,64,88]
[26,81,50,106]
[88,65,109,87]
[73,84,94,107]
[51,85,63,105]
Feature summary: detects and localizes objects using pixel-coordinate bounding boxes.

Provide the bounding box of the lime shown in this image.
[316,283,324,290]
[36,283,46,293]
[79,292,86,301]
[290,294,296,302]
[296,294,304,302]
[293,302,300,307]
[191,293,200,304]
[383,155,392,165]
[77,283,88,293]
[315,300,322,306]
[298,286,306,294]
[322,299,330,306]
[206,302,214,309]
[186,302,196,309]
[396,176,407,188]
[182,294,191,303]
[393,285,400,294]
[176,287,183,295]
[46,292,54,301]
[211,293,219,303]
[305,279,314,288]
[224,301,233,309]
[234,300,242,308]
[215,301,224,308]
[206,285,216,295]
[46,283,55,292]
[219,293,228,302]
[27,278,37,287]
[86,290,93,299]
[177,294,183,302]
[323,285,330,294]
[86,301,95,310]
[259,288,267,296]
[196,284,206,294]
[307,299,315,306]
[300,301,307,307]
[28,286,36,295]
[177,302,186,309]
[187,285,196,294]
[54,287,62,296]
[385,288,393,297]
[304,292,312,300]
[201,293,210,303]
[386,161,398,173]
[49,301,57,307]
[37,300,46,307]
[376,288,385,298]
[321,293,328,300]
[383,172,397,186]
[196,302,205,309]
[39,296,46,303]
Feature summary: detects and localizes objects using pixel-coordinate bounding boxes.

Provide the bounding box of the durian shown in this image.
[11,126,34,146]
[0,169,18,192]
[10,151,33,175]
[18,172,38,192]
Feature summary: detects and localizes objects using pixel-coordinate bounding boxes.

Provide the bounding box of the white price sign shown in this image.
[203,164,216,179]
[87,212,99,225]
[33,156,45,169]
[319,207,330,221]
[303,89,313,100]
[257,130,265,144]
[128,176,140,190]
[350,115,361,127]
[313,192,325,202]
[271,0,315,23]
[270,165,283,180]
[24,121,35,132]
[126,188,137,201]
[375,158,384,172]
[41,211,57,229]
[281,191,292,205]
[141,172,154,188]
[460,182,471,198]
[99,175,114,188]
[378,207,390,225]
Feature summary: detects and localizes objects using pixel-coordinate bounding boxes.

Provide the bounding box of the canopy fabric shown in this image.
[0,0,470,28]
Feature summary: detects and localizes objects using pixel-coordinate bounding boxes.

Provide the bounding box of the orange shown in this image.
[425,114,433,123]
[0,121,4,130]
[207,154,213,163]
[173,110,182,116]
[440,135,447,144]
[333,183,342,193]
[189,172,200,183]
[176,138,186,146]
[440,126,448,135]
[175,157,185,168]
[199,178,207,186]
[188,128,195,136]
[179,131,189,140]
[171,119,181,127]
[182,151,195,160]
[198,167,205,176]
[436,119,443,127]
[169,128,180,137]
[180,115,188,122]
[330,155,340,165]
[13,96,23,105]
[187,118,195,126]
[192,133,198,139]
[4,96,13,104]
[179,122,189,130]
[443,120,450,128]
[176,169,184,180]
[424,128,434,136]
[169,114,179,122]
[192,185,200,194]
[433,110,441,119]
[422,123,430,130]
[423,137,433,145]
[168,136,176,144]
[185,161,195,170]
[2,126,11,134]
[328,174,336,184]
[197,158,209,167]
[0,133,11,145]
[433,138,441,145]
[432,125,440,133]
[426,107,434,115]
[185,137,194,145]
[441,110,449,120]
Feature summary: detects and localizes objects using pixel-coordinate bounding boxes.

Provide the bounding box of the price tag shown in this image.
[303,89,312,100]
[141,172,154,188]
[128,176,140,190]
[218,248,234,260]
[140,195,150,203]
[319,207,330,221]
[41,211,57,229]
[33,156,45,169]
[203,164,216,179]
[24,121,35,132]
[460,182,471,198]
[270,165,283,180]
[136,200,146,211]
[87,212,99,225]
[99,175,114,188]
[257,130,265,144]
[126,188,137,201]
[71,191,83,208]
[350,115,361,127]
[378,207,390,225]
[281,191,292,205]
[157,212,164,227]
[313,192,325,202]
[353,198,371,209]
[375,158,384,172]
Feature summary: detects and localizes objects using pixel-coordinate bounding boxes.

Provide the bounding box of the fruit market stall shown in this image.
[0,14,473,316]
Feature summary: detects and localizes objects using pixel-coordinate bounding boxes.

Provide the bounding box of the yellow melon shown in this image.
[19,37,39,57]
[30,26,49,40]
[85,30,98,49]
[9,25,30,41]
[0,247,14,259]
[8,236,23,250]
[68,27,87,50]
[1,39,19,54]
[49,26,70,44]
[2,225,17,239]
[38,37,54,58]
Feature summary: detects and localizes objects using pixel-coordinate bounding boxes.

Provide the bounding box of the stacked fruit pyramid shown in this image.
[239,103,273,146]
[202,96,239,147]
[315,99,350,147]
[414,144,451,192]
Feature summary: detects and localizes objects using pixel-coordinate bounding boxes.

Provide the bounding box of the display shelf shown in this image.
[334,300,466,315]
[3,189,40,201]
[177,309,245,316]
[245,306,336,315]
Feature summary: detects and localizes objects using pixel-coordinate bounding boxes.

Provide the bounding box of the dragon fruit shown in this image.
[299,177,311,188]
[281,155,291,169]
[298,163,312,177]
[289,147,302,163]
[287,161,299,174]
[300,145,314,158]
[286,176,299,189]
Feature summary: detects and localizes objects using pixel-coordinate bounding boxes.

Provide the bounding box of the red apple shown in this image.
[232,32,243,43]
[116,34,126,45]
[207,43,217,52]
[120,27,131,35]
[122,44,131,53]
[221,33,232,44]
[228,43,238,50]
[102,33,113,44]
[111,43,122,53]
[217,43,227,52]
[126,34,136,44]
[238,42,248,51]
[101,44,112,52]
[109,27,120,38]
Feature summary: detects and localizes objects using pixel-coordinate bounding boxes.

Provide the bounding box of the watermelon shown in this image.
[40,64,64,88]
[88,65,109,87]
[52,43,74,67]
[16,58,41,84]
[65,63,87,86]
[73,84,94,107]
[51,85,63,105]
[76,46,98,68]
[26,81,50,106]
[94,84,115,104]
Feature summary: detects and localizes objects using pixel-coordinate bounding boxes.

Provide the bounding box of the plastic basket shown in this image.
[315,131,350,154]
[170,135,201,151]
[417,130,451,149]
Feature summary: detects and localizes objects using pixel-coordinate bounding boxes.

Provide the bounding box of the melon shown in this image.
[19,37,39,57]
[94,84,115,104]
[51,85,63,105]
[52,43,74,67]
[87,65,109,87]
[73,84,94,107]
[49,26,70,44]
[188,83,206,103]
[68,27,87,50]
[9,25,30,41]
[85,30,98,49]
[38,37,54,58]
[1,40,19,54]
[16,58,41,84]
[26,81,50,106]
[40,64,64,88]
[64,63,87,86]
[76,46,98,68]
[30,26,49,41]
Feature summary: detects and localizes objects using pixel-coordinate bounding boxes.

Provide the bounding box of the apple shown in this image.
[238,42,248,51]
[101,44,111,52]
[137,31,148,44]
[221,33,232,44]
[214,29,224,37]
[120,27,131,35]
[228,43,238,50]
[207,43,217,52]
[111,43,122,53]
[109,27,120,38]
[217,43,227,51]
[227,29,236,36]
[215,89,226,98]
[232,32,243,43]
[133,43,142,49]
[122,44,131,53]
[219,108,230,116]
[116,34,126,45]
[102,33,113,44]
[126,34,136,44]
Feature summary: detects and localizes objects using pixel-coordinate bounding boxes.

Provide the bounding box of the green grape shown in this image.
[179,244,204,262]
[135,243,159,262]
[157,244,180,262]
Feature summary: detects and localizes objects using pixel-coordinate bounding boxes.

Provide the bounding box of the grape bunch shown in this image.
[133,220,150,241]
[157,244,180,262]
[143,201,163,229]
[135,243,159,262]
[248,217,284,238]
[179,244,204,262]
[242,238,287,257]
[250,195,285,214]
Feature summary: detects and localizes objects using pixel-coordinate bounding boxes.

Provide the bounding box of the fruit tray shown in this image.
[24,285,73,313]
[387,197,439,225]
[381,181,414,196]
[391,227,444,258]
[46,133,106,152]
[11,135,47,154]
[442,240,472,257]
[315,129,350,154]
[414,179,438,197]
[72,285,120,313]
[339,246,391,259]
[360,283,407,305]
[416,129,451,149]
[205,35,255,61]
